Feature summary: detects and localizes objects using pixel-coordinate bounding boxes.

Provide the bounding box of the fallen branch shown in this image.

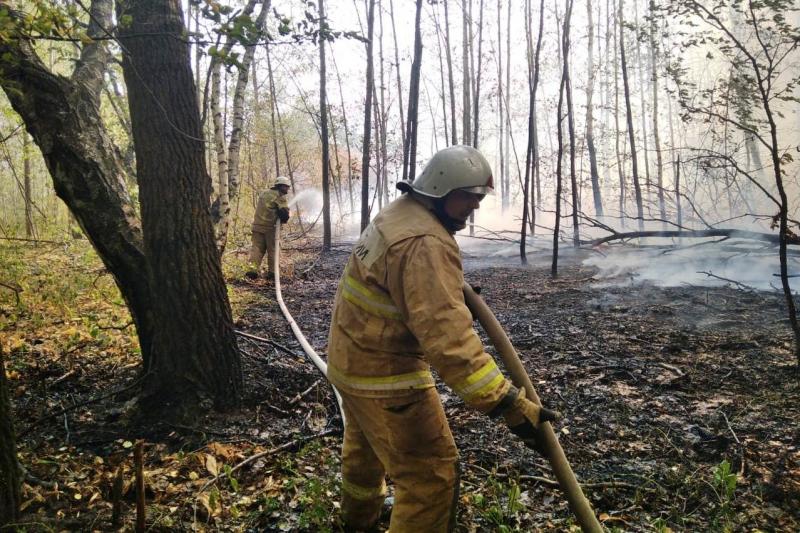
[0,280,22,304]
[234,330,297,356]
[586,229,798,247]
[289,378,322,406]
[198,428,340,493]
[698,271,759,292]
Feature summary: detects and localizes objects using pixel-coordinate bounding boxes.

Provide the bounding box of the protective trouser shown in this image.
[249,227,276,275]
[340,388,460,533]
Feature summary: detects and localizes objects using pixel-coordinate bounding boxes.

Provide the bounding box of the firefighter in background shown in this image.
[246,176,291,280]
[327,145,558,532]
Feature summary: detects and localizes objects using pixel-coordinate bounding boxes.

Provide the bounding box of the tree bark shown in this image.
[586,0,604,217]
[619,0,644,230]
[402,0,424,182]
[0,347,20,526]
[117,0,242,413]
[22,131,33,238]
[0,0,157,367]
[563,0,578,248]
[443,0,458,145]
[361,0,376,230]
[552,0,567,277]
[648,0,665,224]
[318,0,332,250]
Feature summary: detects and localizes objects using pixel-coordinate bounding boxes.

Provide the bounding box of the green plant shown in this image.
[710,459,737,531]
[472,478,525,532]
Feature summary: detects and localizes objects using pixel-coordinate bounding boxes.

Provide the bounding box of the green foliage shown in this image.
[471,477,525,532]
[710,459,738,531]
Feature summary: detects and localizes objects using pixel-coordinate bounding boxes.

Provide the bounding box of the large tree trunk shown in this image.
[361,0,376,231]
[117,0,242,413]
[0,347,20,526]
[0,0,156,367]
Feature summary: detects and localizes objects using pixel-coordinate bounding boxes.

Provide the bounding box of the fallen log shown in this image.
[585,229,800,247]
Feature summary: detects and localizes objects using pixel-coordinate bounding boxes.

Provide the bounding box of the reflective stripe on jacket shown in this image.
[327,195,512,413]
[252,189,288,232]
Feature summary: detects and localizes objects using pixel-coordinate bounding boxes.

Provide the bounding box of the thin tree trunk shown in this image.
[217,0,271,251]
[360,0,376,230]
[521,0,545,264]
[674,155,682,228]
[265,45,281,176]
[0,347,20,527]
[619,0,643,230]
[319,0,332,249]
[444,0,458,145]
[434,6,450,145]
[586,0,603,217]
[613,0,625,224]
[23,131,33,238]
[552,23,567,278]
[633,0,651,210]
[471,0,485,148]
[461,0,472,146]
[648,0,665,224]
[563,0,578,248]
[388,0,406,153]
[403,0,424,182]
[496,0,505,210]
[505,0,512,208]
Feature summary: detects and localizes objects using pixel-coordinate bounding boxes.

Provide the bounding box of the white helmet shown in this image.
[272,176,291,188]
[397,145,494,199]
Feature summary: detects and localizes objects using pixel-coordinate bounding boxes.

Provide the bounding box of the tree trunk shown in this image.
[22,131,34,238]
[496,0,505,210]
[443,0,458,145]
[633,0,651,210]
[471,0,485,148]
[0,0,157,368]
[118,0,242,413]
[619,0,643,230]
[563,0,578,248]
[319,0,332,250]
[586,0,603,217]
[388,0,406,153]
[648,0,665,224]
[403,0,424,182]
[332,40,355,218]
[461,0,472,147]
[613,0,625,224]
[552,0,567,278]
[0,347,20,526]
[361,0,376,230]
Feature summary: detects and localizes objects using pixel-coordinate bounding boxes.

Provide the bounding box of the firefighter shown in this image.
[327,145,558,532]
[246,176,291,280]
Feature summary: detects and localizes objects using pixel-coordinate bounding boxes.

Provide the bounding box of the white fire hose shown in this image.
[272,224,346,425]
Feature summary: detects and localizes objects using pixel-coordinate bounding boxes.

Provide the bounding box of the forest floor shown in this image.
[1,238,799,532]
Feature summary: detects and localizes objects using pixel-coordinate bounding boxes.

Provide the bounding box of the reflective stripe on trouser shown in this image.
[341,388,460,533]
[249,228,276,273]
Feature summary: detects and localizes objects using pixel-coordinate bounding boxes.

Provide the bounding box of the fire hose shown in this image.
[272,225,346,424]
[462,283,603,533]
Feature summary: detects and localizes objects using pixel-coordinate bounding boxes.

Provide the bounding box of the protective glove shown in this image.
[503,388,559,455]
[278,207,290,224]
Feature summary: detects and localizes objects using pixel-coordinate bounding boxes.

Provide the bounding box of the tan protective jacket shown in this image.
[252,189,288,232]
[327,195,512,414]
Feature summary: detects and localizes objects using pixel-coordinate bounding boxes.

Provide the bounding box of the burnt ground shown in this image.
[6,242,800,532]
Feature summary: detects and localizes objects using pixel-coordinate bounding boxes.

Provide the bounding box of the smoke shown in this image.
[585,239,799,292]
